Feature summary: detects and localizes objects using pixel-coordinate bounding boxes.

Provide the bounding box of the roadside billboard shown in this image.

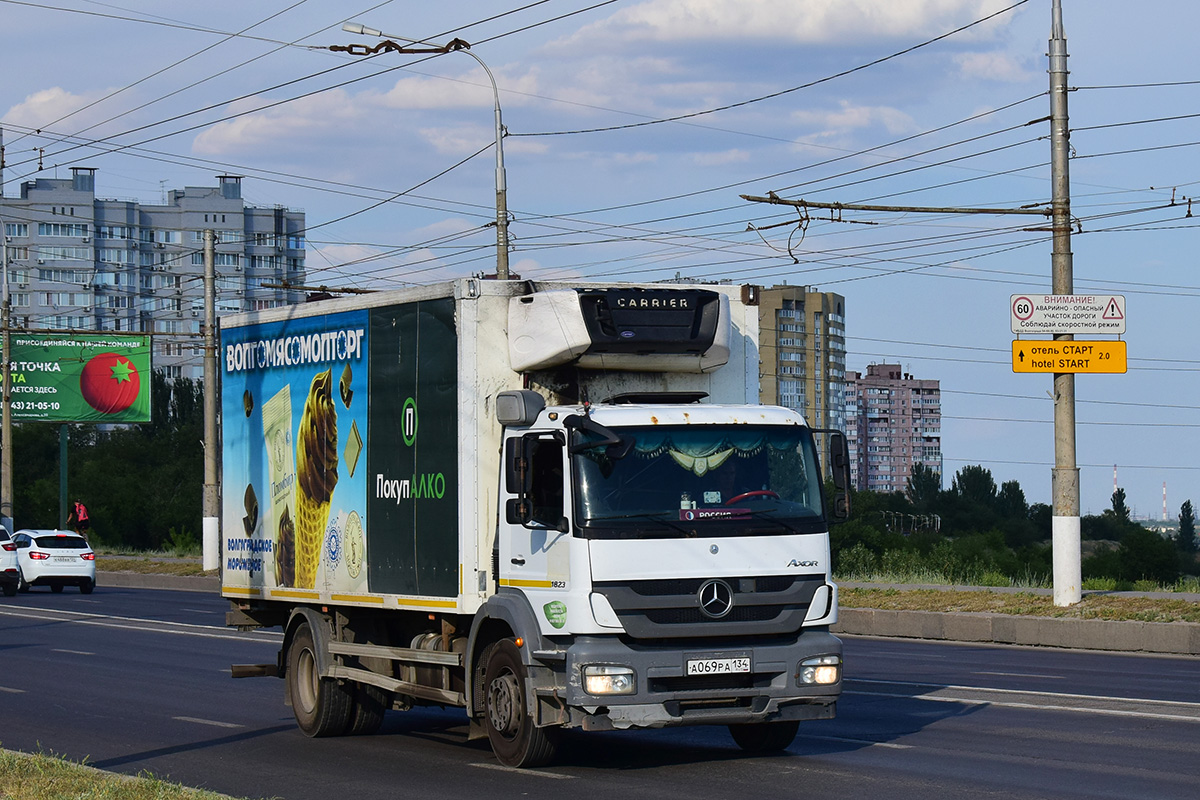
[8,333,152,423]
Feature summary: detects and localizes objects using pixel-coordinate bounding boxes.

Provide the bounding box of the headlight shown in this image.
[582,665,636,695]
[798,655,841,686]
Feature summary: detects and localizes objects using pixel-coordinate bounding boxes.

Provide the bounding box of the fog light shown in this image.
[583,665,636,695]
[799,655,841,685]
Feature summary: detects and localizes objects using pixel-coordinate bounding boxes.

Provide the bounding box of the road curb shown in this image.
[833,607,1200,655]
[97,571,220,592]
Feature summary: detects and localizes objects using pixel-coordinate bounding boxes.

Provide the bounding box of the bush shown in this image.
[835,543,877,578]
[1083,529,1180,585]
[166,527,200,557]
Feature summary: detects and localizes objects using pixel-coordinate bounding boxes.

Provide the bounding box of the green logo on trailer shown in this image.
[402,397,418,446]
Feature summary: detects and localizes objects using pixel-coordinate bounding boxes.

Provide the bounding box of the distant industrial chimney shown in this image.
[1163,482,1168,522]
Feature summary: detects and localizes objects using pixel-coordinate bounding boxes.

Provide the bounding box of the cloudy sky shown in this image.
[4,0,1198,516]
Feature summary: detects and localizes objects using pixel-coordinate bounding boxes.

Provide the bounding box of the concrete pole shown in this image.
[1050,0,1081,606]
[202,229,220,571]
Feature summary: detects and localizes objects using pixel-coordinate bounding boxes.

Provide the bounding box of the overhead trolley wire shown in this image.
[512,0,1032,136]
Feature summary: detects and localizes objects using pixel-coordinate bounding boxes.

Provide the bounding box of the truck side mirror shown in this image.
[828,431,851,521]
[504,434,567,529]
[505,437,533,524]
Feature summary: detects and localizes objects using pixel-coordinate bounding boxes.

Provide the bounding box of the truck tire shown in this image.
[728,720,799,753]
[345,683,389,736]
[483,639,558,768]
[287,622,353,737]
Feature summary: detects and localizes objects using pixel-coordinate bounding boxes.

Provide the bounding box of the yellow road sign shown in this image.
[1011,340,1126,374]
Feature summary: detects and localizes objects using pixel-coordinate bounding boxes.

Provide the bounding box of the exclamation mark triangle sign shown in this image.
[1103,297,1124,320]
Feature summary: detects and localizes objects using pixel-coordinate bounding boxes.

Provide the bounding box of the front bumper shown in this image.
[533,629,841,730]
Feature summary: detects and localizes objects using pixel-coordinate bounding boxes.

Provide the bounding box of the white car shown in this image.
[0,527,17,597]
[10,529,96,594]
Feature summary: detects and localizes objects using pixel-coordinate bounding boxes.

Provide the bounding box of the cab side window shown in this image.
[528,437,564,527]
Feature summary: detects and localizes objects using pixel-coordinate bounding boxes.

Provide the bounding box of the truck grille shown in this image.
[593,574,826,640]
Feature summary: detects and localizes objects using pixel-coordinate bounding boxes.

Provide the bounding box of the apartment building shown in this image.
[756,285,846,431]
[844,363,942,493]
[1,168,306,379]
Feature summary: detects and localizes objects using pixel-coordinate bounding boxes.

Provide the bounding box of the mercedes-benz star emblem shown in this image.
[697,579,734,619]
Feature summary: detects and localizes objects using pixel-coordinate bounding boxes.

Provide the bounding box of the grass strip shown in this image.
[840,587,1200,624]
[95,557,213,577]
[0,747,260,800]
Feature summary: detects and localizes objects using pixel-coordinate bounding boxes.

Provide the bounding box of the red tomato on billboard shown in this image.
[80,352,141,414]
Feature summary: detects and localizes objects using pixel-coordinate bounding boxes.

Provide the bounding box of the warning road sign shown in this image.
[1011,340,1127,374]
[1010,294,1126,334]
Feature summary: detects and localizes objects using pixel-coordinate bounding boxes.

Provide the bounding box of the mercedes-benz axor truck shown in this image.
[221,278,850,767]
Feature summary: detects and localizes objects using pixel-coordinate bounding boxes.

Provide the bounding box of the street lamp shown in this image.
[339,22,511,280]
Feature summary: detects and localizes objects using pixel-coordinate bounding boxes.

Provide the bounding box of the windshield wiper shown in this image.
[583,512,692,536]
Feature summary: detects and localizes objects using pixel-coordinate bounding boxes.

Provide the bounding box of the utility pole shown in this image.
[742,2,1084,606]
[1049,0,1080,606]
[1,227,11,533]
[202,229,219,571]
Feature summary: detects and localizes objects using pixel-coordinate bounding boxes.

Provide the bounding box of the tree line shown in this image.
[833,463,1198,587]
[11,371,203,551]
[10,381,1199,584]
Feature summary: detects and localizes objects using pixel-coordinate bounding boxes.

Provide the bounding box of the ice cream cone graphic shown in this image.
[294,369,338,589]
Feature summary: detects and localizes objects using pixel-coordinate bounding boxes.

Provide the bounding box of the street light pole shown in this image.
[340,23,510,279]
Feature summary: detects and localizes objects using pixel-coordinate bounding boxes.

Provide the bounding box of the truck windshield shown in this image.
[572,424,826,538]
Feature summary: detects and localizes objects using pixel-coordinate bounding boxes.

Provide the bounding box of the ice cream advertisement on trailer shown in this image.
[221,308,371,595]
[220,299,460,600]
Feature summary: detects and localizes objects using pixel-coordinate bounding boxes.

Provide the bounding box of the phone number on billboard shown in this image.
[10,401,61,411]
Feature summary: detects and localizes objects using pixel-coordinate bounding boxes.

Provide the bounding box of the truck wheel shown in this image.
[287,622,353,737]
[728,720,800,753]
[483,639,558,768]
[345,683,389,736]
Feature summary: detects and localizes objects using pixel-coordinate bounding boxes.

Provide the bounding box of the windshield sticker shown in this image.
[543,601,568,629]
[680,508,752,521]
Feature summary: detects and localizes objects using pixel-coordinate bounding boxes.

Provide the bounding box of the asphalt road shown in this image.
[1,585,1197,800]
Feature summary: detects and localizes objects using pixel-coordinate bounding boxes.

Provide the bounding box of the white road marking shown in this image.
[173,716,245,729]
[796,733,912,750]
[0,686,25,694]
[471,763,575,779]
[0,606,282,644]
[846,678,1200,724]
[52,648,95,656]
[973,671,1065,679]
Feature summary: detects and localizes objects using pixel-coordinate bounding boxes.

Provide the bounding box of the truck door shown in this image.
[501,433,571,596]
